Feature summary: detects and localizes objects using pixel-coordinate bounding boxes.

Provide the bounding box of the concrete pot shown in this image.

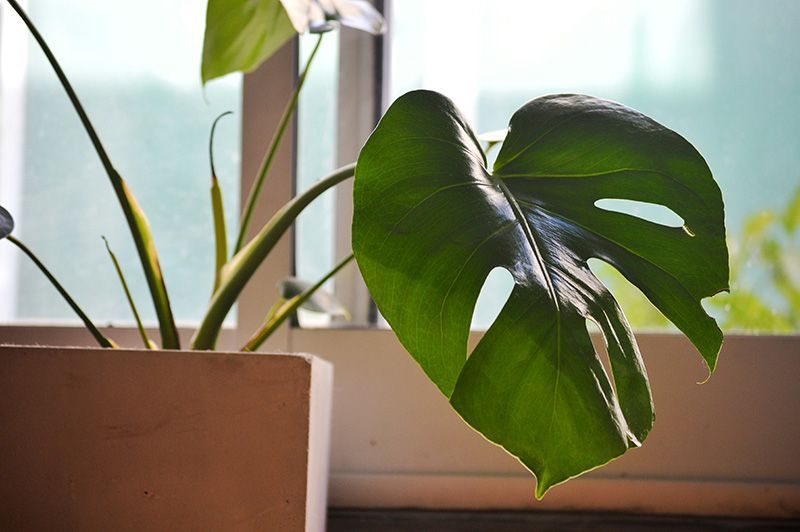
[0,345,333,531]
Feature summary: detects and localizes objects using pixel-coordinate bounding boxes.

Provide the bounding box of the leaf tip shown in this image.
[534,479,551,500]
[697,343,722,384]
[696,359,717,384]
[209,110,234,180]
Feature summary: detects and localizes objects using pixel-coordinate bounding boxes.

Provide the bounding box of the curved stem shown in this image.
[209,111,233,179]
[103,237,153,349]
[6,236,115,348]
[234,33,324,253]
[209,111,233,295]
[192,163,355,350]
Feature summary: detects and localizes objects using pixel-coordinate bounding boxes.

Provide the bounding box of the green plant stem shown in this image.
[211,181,227,295]
[192,162,355,350]
[233,33,324,254]
[242,254,354,351]
[6,236,115,348]
[209,111,233,295]
[102,237,153,349]
[6,0,180,349]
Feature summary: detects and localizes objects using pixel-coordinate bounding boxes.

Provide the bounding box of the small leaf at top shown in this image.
[478,128,508,153]
[477,128,508,144]
[202,0,297,83]
[352,90,728,498]
[281,0,327,33]
[320,0,386,34]
[202,0,385,83]
[0,205,14,239]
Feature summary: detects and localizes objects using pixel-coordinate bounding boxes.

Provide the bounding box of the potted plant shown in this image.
[0,1,383,530]
[0,0,729,527]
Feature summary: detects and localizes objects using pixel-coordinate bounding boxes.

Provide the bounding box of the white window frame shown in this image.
[1,1,798,518]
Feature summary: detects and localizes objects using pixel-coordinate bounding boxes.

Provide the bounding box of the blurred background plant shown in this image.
[709,185,800,331]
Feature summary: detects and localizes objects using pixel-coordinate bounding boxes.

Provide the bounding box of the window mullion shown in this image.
[237,40,298,353]
[333,6,386,326]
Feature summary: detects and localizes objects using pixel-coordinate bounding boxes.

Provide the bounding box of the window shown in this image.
[295,0,800,334]
[0,0,241,325]
[289,0,800,516]
[1,0,798,517]
[294,32,340,327]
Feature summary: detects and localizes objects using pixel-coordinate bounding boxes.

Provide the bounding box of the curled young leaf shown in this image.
[0,205,14,240]
[279,276,348,316]
[353,90,728,497]
[478,128,508,154]
[318,0,385,34]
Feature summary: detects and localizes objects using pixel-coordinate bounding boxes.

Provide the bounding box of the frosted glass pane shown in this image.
[0,0,241,325]
[294,33,340,328]
[296,33,339,285]
[390,0,800,332]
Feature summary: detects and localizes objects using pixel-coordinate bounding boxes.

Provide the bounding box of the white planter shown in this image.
[0,345,333,531]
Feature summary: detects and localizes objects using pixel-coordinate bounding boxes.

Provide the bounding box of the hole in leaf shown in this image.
[471,267,515,330]
[585,315,615,395]
[587,258,674,332]
[594,199,685,228]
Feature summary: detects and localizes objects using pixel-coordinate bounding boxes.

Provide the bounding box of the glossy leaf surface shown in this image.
[352,90,728,497]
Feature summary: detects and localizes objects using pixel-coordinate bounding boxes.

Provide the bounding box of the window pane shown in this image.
[389,0,800,332]
[295,32,340,326]
[0,0,241,325]
[296,33,339,283]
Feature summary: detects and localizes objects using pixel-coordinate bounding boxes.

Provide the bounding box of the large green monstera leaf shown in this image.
[352,90,728,497]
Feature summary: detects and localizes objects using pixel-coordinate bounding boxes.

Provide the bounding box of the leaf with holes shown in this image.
[352,90,728,497]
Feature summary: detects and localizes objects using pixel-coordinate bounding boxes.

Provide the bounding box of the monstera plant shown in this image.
[1,0,729,498]
[352,91,728,496]
[210,0,727,493]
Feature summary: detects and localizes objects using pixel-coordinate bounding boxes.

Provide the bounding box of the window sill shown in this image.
[1,323,797,517]
[291,329,800,517]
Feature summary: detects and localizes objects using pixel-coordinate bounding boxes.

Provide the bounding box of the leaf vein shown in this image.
[499,168,704,204]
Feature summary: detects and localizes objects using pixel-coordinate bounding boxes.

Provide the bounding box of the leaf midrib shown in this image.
[493,177,563,441]
[494,179,561,312]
